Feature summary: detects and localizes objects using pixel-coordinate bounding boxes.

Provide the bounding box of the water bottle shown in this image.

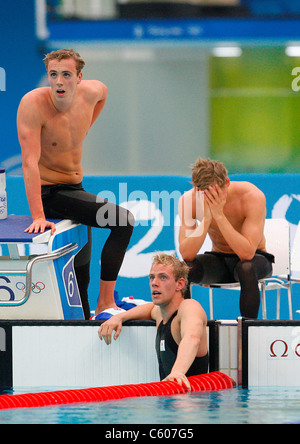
[0,168,7,220]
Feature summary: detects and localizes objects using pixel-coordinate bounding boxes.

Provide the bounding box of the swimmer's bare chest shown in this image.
[39,105,93,185]
[207,209,265,253]
[207,214,241,253]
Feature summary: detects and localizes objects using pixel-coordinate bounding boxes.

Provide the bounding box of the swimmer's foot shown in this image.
[92,292,148,319]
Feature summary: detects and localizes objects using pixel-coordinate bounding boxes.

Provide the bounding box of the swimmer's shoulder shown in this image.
[17,89,51,125]
[79,80,108,102]
[231,181,266,202]
[179,188,194,203]
[178,188,194,214]
[177,299,208,327]
[19,87,50,107]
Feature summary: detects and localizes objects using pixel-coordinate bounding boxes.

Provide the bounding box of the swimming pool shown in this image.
[0,387,299,424]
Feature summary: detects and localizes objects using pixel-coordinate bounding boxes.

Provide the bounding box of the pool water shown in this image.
[0,387,300,424]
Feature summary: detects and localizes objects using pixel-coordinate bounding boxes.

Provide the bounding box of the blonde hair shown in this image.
[152,253,189,296]
[191,157,228,190]
[44,49,85,75]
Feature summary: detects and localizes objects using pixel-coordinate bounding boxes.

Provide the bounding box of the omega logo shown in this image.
[270,339,300,358]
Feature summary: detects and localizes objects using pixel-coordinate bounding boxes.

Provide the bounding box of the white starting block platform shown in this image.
[0,215,88,320]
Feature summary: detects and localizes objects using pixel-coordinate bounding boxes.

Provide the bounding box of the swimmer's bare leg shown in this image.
[95,280,118,316]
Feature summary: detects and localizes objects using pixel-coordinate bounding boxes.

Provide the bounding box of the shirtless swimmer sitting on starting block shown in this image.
[17,49,135,320]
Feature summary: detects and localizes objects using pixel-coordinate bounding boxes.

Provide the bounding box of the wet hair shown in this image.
[43,49,85,75]
[152,253,189,296]
[191,157,228,190]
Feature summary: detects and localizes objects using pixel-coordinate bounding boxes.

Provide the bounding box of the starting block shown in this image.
[0,215,88,320]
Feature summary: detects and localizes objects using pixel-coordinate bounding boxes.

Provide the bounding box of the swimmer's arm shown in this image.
[98,303,156,345]
[178,193,212,261]
[206,185,266,261]
[17,96,56,235]
[89,81,108,128]
[164,300,206,390]
[219,204,265,261]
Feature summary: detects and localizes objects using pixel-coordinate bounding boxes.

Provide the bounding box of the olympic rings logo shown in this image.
[16,282,46,294]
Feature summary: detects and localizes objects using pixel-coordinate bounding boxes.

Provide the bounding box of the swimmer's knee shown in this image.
[127,209,135,230]
[237,260,254,272]
[235,260,255,280]
[122,208,135,229]
[116,208,135,237]
[185,259,204,284]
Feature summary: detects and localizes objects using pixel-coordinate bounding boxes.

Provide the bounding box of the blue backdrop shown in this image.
[0,0,45,174]
[5,173,300,320]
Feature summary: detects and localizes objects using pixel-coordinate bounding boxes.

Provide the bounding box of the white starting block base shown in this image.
[239,319,300,387]
[1,318,299,389]
[3,322,159,388]
[0,216,88,320]
[0,320,218,389]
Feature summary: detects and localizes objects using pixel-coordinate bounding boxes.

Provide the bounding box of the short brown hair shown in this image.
[152,253,189,296]
[43,49,85,75]
[191,157,228,190]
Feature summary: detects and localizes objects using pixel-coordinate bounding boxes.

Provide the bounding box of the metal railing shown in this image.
[0,243,78,307]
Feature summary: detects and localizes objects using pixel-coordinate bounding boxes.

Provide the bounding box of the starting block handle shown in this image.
[0,243,78,307]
